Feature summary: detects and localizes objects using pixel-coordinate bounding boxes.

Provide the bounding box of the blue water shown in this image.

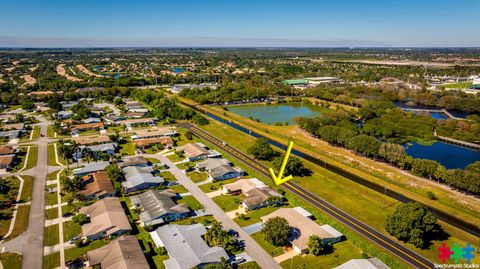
[228,103,322,124]
[173,67,184,74]
[393,101,469,119]
[404,142,480,169]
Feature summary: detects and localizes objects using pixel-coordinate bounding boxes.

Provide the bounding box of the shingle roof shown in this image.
[72,135,111,145]
[176,143,209,159]
[79,171,115,198]
[130,190,189,223]
[121,166,164,189]
[86,235,150,269]
[150,224,228,269]
[79,197,131,237]
[72,161,110,176]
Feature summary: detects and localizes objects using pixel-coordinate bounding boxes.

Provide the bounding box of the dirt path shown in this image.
[75,64,101,77]
[28,65,38,72]
[56,64,82,81]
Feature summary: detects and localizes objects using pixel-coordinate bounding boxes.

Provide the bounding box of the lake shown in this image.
[228,102,323,124]
[404,142,480,169]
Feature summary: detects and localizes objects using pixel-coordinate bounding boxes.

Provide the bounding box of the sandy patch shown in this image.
[56,64,82,81]
[12,60,20,65]
[20,74,37,87]
[5,67,15,72]
[29,64,39,72]
[0,74,5,83]
[76,64,101,77]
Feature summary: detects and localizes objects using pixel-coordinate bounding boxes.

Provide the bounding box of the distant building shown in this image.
[86,235,150,269]
[333,258,390,269]
[79,197,131,240]
[118,117,156,127]
[135,137,174,152]
[130,126,178,140]
[117,156,150,168]
[73,143,117,160]
[72,161,110,177]
[82,117,101,124]
[70,122,104,133]
[130,189,190,226]
[150,224,229,269]
[72,135,111,146]
[261,207,344,254]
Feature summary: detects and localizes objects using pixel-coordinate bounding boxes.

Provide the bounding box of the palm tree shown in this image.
[82,148,93,164]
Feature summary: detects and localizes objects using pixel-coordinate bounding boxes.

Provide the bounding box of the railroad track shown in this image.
[180,122,434,269]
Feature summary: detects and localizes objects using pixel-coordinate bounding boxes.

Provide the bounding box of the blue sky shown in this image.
[0,0,479,47]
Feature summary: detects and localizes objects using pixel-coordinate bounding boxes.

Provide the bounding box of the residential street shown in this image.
[143,154,282,269]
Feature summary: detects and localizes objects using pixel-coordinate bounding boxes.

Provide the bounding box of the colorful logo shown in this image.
[438,242,475,263]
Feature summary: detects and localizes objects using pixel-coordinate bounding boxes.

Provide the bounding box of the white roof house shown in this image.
[334,257,390,269]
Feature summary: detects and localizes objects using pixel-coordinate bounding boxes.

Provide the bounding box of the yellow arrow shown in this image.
[269,141,294,186]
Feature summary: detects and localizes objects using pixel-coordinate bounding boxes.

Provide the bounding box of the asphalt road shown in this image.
[144,154,282,269]
[180,122,435,269]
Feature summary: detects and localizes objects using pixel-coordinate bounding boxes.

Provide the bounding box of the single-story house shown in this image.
[176,143,221,161]
[1,123,24,131]
[72,135,111,146]
[103,115,124,124]
[0,155,15,170]
[86,235,150,269]
[73,143,117,161]
[121,166,164,193]
[333,258,390,269]
[130,189,190,226]
[223,178,283,210]
[79,197,131,240]
[57,110,73,120]
[125,101,149,113]
[124,112,146,118]
[0,146,18,156]
[0,130,21,140]
[60,101,79,110]
[130,126,178,140]
[79,171,116,200]
[196,158,243,181]
[83,117,101,124]
[118,156,150,168]
[118,117,156,127]
[135,137,174,152]
[70,122,104,133]
[260,207,344,254]
[72,161,110,177]
[150,224,229,269]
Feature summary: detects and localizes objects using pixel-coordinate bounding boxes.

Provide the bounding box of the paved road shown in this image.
[144,153,282,269]
[181,123,435,269]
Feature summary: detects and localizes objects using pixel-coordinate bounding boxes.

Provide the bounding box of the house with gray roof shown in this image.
[130,189,190,226]
[0,130,20,141]
[121,166,164,193]
[196,158,243,181]
[74,143,117,161]
[72,161,110,177]
[150,224,229,269]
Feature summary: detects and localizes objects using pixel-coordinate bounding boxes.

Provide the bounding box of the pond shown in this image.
[393,101,470,119]
[227,102,324,124]
[404,142,480,169]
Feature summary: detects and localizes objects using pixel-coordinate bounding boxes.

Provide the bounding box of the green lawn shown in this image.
[45,190,58,206]
[79,129,100,136]
[19,175,33,202]
[160,171,177,182]
[44,224,59,246]
[178,195,203,210]
[0,252,22,269]
[442,82,473,89]
[171,215,215,226]
[238,262,261,269]
[63,221,81,242]
[176,162,194,170]
[119,140,137,156]
[251,232,284,257]
[45,208,58,220]
[146,157,160,164]
[43,252,60,269]
[47,144,60,166]
[64,239,109,262]
[199,178,238,193]
[10,147,28,172]
[233,205,287,227]
[167,153,184,162]
[31,126,40,140]
[212,194,243,212]
[187,171,208,183]
[47,125,55,138]
[24,146,38,170]
[6,205,30,240]
[168,184,188,194]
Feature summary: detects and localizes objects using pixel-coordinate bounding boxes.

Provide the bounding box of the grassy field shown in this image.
[64,239,109,262]
[31,126,40,140]
[63,221,81,242]
[198,178,238,193]
[212,194,243,212]
[234,205,288,227]
[441,82,473,89]
[279,241,363,268]
[0,177,20,238]
[186,171,208,183]
[176,162,194,170]
[191,106,480,265]
[24,146,38,170]
[43,252,60,269]
[146,157,160,164]
[6,205,30,240]
[19,175,33,202]
[168,184,188,194]
[44,224,59,246]
[45,188,58,206]
[251,232,284,257]
[0,252,22,269]
[178,195,203,210]
[238,261,261,269]
[196,100,480,225]
[170,215,215,226]
[45,208,58,220]
[167,153,184,162]
[159,171,176,183]
[119,139,137,156]
[47,143,63,166]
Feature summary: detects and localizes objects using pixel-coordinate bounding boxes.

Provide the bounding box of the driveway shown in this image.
[150,154,282,269]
